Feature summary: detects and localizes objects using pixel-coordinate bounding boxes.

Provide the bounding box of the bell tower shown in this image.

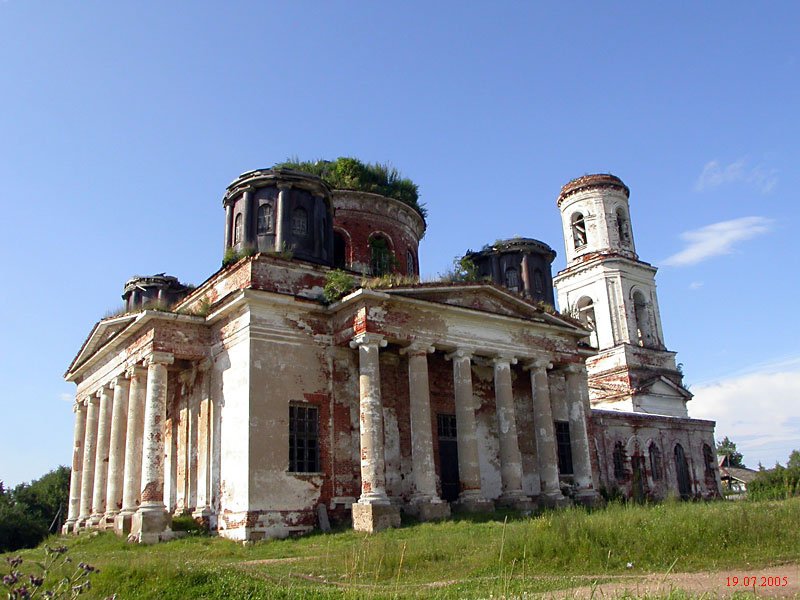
[553,174,691,417]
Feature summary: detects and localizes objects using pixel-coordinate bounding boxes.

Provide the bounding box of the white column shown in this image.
[116,365,147,534]
[564,363,599,502]
[402,343,444,508]
[77,395,99,527]
[132,351,174,543]
[64,400,87,533]
[492,356,529,506]
[193,361,213,521]
[349,333,390,505]
[90,384,113,525]
[275,183,290,251]
[105,374,130,522]
[448,349,491,511]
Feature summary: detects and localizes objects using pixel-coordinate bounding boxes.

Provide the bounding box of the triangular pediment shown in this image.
[637,375,693,400]
[382,284,582,330]
[65,313,138,377]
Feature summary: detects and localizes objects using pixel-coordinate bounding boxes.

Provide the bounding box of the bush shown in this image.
[323,270,356,303]
[0,467,69,552]
[275,157,426,219]
[171,514,207,535]
[748,465,800,500]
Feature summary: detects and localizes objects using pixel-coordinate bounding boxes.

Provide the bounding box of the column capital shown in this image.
[561,362,586,375]
[491,355,518,367]
[73,399,86,414]
[400,340,435,356]
[523,357,553,371]
[242,185,255,194]
[111,373,130,388]
[82,395,97,407]
[349,332,387,350]
[146,352,175,367]
[125,363,148,379]
[277,182,293,191]
[445,348,473,361]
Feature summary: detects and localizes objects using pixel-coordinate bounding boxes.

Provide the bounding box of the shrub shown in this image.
[440,255,480,282]
[171,514,207,535]
[274,157,426,219]
[748,465,800,500]
[323,270,356,303]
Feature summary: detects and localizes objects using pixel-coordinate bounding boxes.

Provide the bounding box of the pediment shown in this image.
[637,375,692,400]
[383,284,581,330]
[66,314,138,377]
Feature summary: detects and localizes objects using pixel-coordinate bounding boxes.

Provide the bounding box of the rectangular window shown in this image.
[437,414,457,440]
[289,404,319,473]
[554,420,574,475]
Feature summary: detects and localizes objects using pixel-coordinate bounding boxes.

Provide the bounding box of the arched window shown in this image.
[674,443,692,499]
[505,267,519,291]
[406,249,416,276]
[616,207,630,245]
[257,203,273,235]
[233,213,243,245]
[633,290,653,347]
[333,231,347,270]
[533,269,544,294]
[613,441,627,481]
[576,296,597,347]
[370,235,393,276]
[571,212,587,248]
[649,442,663,481]
[291,207,308,237]
[703,444,716,476]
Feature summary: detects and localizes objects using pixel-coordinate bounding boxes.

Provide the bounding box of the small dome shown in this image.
[558,174,629,207]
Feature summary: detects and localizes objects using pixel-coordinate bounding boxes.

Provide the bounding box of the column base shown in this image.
[74,516,91,531]
[192,506,214,530]
[61,520,77,535]
[130,504,172,544]
[87,513,104,528]
[539,490,572,508]
[453,492,494,514]
[574,488,602,507]
[352,502,401,533]
[102,511,120,530]
[496,491,534,511]
[406,498,451,521]
[114,510,136,536]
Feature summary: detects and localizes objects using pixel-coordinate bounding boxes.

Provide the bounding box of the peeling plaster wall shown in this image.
[591,410,721,500]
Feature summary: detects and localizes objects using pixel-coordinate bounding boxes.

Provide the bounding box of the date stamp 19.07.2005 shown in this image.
[726,575,790,588]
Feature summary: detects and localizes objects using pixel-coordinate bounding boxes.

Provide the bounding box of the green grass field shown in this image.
[4,498,799,599]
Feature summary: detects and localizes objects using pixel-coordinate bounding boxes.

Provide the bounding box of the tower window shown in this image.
[289,404,319,473]
[370,235,393,276]
[649,442,663,481]
[257,203,273,235]
[291,207,308,237]
[233,213,243,245]
[505,267,519,291]
[613,441,627,481]
[571,212,587,248]
[406,249,416,276]
[703,444,716,477]
[632,290,654,347]
[616,207,630,245]
[554,421,573,475]
[533,269,544,294]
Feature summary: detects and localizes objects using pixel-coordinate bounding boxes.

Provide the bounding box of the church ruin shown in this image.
[62,167,721,542]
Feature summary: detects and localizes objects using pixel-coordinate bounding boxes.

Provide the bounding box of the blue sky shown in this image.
[1,2,798,485]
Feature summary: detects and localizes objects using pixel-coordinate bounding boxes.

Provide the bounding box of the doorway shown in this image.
[437,414,460,502]
[631,454,646,503]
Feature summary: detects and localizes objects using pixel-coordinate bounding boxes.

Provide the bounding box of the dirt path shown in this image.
[546,563,799,599]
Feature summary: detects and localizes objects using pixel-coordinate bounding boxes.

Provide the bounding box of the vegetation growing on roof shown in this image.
[274,157,426,219]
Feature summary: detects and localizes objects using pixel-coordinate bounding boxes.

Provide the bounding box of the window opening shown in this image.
[406,249,416,276]
[703,444,716,476]
[437,414,458,440]
[674,443,692,499]
[613,441,627,481]
[333,231,347,269]
[505,267,519,292]
[257,203,273,235]
[533,269,544,294]
[616,207,630,245]
[233,213,243,245]
[649,442,663,481]
[370,236,393,276]
[571,212,587,248]
[291,207,308,237]
[633,290,652,347]
[289,404,319,473]
[555,421,573,475]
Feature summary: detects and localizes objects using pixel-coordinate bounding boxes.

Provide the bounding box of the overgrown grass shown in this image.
[5,499,799,598]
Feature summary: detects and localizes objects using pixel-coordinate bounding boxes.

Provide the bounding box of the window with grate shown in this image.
[649,442,663,481]
[292,207,308,237]
[505,267,519,291]
[406,249,416,276]
[257,203,273,235]
[370,235,392,276]
[437,414,457,440]
[555,421,573,475]
[571,212,587,248]
[613,441,627,481]
[533,269,544,294]
[289,404,319,473]
[234,213,243,245]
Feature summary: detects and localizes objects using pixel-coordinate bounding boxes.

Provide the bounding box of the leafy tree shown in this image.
[788,449,800,469]
[440,255,480,283]
[716,436,745,468]
[0,466,70,552]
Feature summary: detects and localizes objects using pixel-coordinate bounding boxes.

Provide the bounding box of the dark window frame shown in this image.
[649,442,663,481]
[554,420,573,475]
[289,404,320,473]
[257,203,274,235]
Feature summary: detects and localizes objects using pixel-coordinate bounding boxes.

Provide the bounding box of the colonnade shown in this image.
[349,332,597,531]
[64,351,209,542]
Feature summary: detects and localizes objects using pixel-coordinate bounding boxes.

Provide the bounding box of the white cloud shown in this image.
[691,361,800,468]
[59,393,74,403]
[663,216,773,267]
[688,281,703,290]
[695,159,778,194]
